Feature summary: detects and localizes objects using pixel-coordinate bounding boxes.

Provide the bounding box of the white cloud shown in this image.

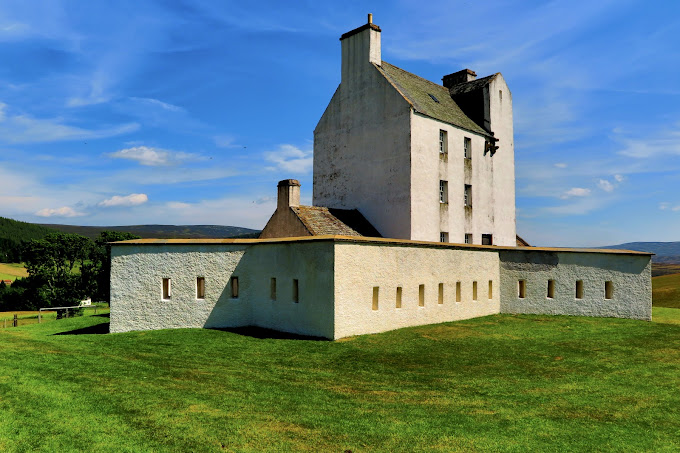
[214,135,241,148]
[98,193,148,207]
[614,174,625,182]
[554,163,568,168]
[659,202,680,212]
[616,124,680,158]
[129,97,183,112]
[0,102,138,144]
[108,146,197,166]
[560,187,591,199]
[264,144,313,174]
[35,206,86,218]
[597,179,614,192]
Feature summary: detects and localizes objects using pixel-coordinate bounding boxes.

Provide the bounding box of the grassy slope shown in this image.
[652,273,680,309]
[0,263,27,281]
[0,311,679,451]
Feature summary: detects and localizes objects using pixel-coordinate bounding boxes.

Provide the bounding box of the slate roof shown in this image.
[291,206,382,237]
[446,73,498,95]
[374,61,489,137]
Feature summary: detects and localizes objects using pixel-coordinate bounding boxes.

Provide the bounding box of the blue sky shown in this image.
[1,0,679,246]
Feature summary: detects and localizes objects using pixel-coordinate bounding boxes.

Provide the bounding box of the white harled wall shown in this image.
[333,241,501,339]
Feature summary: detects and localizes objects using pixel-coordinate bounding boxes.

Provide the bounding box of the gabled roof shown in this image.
[374,61,489,137]
[291,206,381,237]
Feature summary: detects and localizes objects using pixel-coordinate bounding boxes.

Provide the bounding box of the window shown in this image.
[464,185,472,207]
[464,233,472,244]
[396,286,402,308]
[439,180,448,203]
[575,280,583,299]
[488,280,493,299]
[196,277,205,299]
[372,287,379,310]
[231,276,239,298]
[605,281,613,300]
[464,137,471,159]
[473,281,478,301]
[499,90,503,102]
[162,278,171,300]
[270,278,277,300]
[293,279,299,303]
[547,280,555,299]
[456,282,461,302]
[438,283,444,304]
[482,234,493,245]
[419,284,425,307]
[440,232,448,243]
[428,93,440,103]
[518,280,526,299]
[439,130,448,154]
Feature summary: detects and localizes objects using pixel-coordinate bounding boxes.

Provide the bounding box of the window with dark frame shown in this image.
[440,180,448,203]
[464,185,472,207]
[464,137,471,159]
[439,130,448,155]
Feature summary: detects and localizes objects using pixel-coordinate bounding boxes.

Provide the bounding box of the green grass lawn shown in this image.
[1,310,679,451]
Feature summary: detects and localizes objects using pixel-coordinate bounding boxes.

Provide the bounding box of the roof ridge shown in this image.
[380,61,450,93]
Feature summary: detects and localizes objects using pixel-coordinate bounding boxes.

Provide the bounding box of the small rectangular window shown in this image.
[396,286,402,308]
[518,280,526,299]
[270,278,277,300]
[575,280,583,299]
[418,284,425,307]
[196,277,205,299]
[439,180,448,203]
[547,280,555,299]
[438,283,444,304]
[231,276,239,298]
[439,130,448,154]
[162,278,171,300]
[456,281,461,302]
[488,280,493,299]
[605,281,613,300]
[464,185,472,207]
[473,281,478,301]
[440,232,448,243]
[372,287,379,311]
[482,234,493,245]
[293,279,299,303]
[464,137,471,159]
[464,233,472,244]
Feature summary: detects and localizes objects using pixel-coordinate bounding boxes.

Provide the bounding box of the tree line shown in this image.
[0,231,139,311]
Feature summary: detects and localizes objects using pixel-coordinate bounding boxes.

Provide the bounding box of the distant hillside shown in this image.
[0,217,58,261]
[38,224,261,240]
[601,242,680,264]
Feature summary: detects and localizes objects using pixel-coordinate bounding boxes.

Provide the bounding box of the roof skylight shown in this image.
[428,93,440,103]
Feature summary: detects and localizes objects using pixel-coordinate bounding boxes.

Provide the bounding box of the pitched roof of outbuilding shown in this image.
[374,61,489,137]
[291,206,381,237]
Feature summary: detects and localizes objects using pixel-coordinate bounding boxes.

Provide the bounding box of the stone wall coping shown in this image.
[109,235,653,256]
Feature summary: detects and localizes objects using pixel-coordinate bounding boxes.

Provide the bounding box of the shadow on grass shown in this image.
[54,322,110,335]
[214,326,328,341]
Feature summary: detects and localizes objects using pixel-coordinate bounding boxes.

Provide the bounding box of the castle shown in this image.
[109,17,651,339]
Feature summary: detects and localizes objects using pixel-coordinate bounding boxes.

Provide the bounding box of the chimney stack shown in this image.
[277,179,300,211]
[340,14,381,84]
[442,69,477,89]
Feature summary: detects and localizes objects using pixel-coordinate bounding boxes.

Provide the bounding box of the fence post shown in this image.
[38,310,41,323]
[13,314,17,327]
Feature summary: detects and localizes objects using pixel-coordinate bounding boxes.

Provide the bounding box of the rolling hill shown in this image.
[600,241,680,264]
[37,223,260,239]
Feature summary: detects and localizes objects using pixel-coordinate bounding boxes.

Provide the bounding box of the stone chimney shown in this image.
[340,14,381,84]
[277,179,300,211]
[442,69,477,89]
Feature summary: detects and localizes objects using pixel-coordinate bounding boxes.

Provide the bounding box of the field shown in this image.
[652,262,680,277]
[0,263,27,281]
[0,309,679,451]
[652,272,680,309]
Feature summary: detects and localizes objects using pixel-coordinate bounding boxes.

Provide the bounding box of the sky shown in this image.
[1,0,679,247]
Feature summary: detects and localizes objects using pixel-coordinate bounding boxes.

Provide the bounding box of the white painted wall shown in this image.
[333,241,500,339]
[110,241,336,338]
[499,250,652,320]
[314,27,413,239]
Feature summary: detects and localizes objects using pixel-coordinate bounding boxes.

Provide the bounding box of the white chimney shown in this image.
[277,179,301,210]
[340,14,381,84]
